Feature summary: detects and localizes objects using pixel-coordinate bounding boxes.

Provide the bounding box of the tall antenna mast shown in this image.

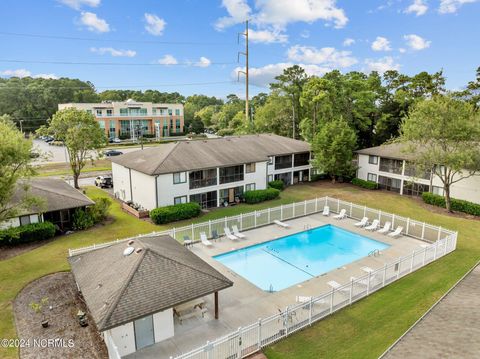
[237,20,249,125]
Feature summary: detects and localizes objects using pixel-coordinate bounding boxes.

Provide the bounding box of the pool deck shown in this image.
[127,213,428,359]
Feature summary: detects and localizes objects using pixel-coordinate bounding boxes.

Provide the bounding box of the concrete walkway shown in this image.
[382,263,480,359]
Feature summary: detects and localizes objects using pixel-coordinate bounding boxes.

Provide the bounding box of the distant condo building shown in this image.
[58,99,184,140]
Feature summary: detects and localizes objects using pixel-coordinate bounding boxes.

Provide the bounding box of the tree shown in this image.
[254,92,293,137]
[399,96,480,211]
[38,108,106,189]
[271,65,308,139]
[312,118,357,182]
[0,115,40,222]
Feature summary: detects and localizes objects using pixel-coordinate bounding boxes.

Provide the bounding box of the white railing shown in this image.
[69,196,456,257]
[172,235,457,359]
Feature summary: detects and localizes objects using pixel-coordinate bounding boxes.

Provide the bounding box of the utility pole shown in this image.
[237,20,250,126]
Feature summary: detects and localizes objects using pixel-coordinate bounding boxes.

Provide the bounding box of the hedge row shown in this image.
[351,178,378,190]
[422,192,480,216]
[0,221,56,246]
[150,202,201,224]
[268,180,285,191]
[244,188,280,204]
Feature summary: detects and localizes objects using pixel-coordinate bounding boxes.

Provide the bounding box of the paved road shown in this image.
[382,264,480,359]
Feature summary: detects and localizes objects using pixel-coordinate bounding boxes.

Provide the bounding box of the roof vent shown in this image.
[128,240,134,245]
[123,246,135,256]
[135,248,143,254]
[96,283,103,290]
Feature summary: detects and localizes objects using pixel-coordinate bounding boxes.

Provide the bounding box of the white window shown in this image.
[268,175,273,182]
[174,196,187,205]
[175,109,181,116]
[106,109,112,116]
[19,215,31,226]
[368,155,378,165]
[432,186,444,196]
[245,163,256,173]
[173,172,186,184]
[96,109,103,116]
[367,173,377,182]
[267,156,273,165]
[245,183,255,192]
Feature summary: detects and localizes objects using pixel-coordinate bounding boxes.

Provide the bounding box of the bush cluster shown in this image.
[268,180,285,191]
[0,221,56,246]
[150,202,201,224]
[351,178,378,190]
[244,188,280,204]
[310,173,327,182]
[72,197,112,230]
[422,192,480,216]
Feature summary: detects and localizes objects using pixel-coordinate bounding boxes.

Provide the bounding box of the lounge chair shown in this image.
[211,229,219,241]
[232,225,246,239]
[224,227,239,241]
[273,219,290,228]
[388,226,403,238]
[377,221,391,234]
[296,295,328,306]
[327,280,351,295]
[322,206,330,216]
[365,219,380,231]
[354,217,369,227]
[183,235,194,248]
[200,232,213,247]
[333,208,347,220]
[350,276,369,287]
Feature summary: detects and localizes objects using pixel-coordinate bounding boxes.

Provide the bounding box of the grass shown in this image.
[34,160,112,177]
[0,182,478,359]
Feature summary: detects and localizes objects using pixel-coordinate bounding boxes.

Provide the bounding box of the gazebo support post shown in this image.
[214,291,219,319]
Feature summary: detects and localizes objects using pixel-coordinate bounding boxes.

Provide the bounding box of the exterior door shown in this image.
[134,315,155,350]
[228,188,235,203]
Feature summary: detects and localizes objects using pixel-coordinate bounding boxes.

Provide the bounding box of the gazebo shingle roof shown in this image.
[68,235,233,331]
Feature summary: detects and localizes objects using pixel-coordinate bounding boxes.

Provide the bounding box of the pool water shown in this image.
[214,224,390,292]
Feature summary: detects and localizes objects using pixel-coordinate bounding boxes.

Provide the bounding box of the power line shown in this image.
[0,31,233,46]
[0,80,239,90]
[0,59,236,67]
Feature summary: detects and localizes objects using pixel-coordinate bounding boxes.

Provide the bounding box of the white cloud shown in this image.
[57,0,100,10]
[157,54,178,65]
[405,0,428,16]
[249,28,288,43]
[215,0,251,30]
[399,48,407,53]
[300,30,310,39]
[404,34,431,50]
[364,57,400,73]
[215,0,348,30]
[195,57,211,68]
[287,45,357,68]
[233,62,331,87]
[144,13,166,36]
[0,69,58,79]
[371,36,392,51]
[254,0,348,29]
[439,0,479,13]
[343,38,355,47]
[90,47,136,57]
[80,11,110,32]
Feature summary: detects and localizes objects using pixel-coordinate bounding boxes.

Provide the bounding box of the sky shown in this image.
[0,0,479,98]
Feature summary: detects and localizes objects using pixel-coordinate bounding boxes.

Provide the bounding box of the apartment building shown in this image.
[109,134,312,210]
[58,99,184,140]
[356,143,480,204]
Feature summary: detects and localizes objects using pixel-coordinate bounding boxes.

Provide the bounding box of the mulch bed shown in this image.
[13,272,107,359]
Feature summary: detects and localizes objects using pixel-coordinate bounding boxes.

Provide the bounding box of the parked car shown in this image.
[29,151,40,158]
[44,136,54,143]
[104,150,123,157]
[108,137,121,143]
[94,176,113,188]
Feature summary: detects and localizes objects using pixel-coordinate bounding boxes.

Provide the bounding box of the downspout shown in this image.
[155,175,159,208]
[129,168,133,202]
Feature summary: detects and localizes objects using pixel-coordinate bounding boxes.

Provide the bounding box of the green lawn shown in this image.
[0,183,478,359]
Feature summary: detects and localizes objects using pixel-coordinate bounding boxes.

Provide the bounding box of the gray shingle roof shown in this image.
[68,235,233,331]
[11,178,94,215]
[355,143,416,161]
[110,134,311,175]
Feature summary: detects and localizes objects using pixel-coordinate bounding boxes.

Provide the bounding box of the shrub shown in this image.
[422,192,480,216]
[0,221,56,246]
[244,188,280,204]
[72,208,95,230]
[150,202,201,224]
[268,180,285,191]
[310,173,327,182]
[351,178,378,190]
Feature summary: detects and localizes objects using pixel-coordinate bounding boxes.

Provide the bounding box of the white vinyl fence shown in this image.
[68,197,457,359]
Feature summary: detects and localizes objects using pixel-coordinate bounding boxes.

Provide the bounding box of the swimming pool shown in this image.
[214,224,390,292]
